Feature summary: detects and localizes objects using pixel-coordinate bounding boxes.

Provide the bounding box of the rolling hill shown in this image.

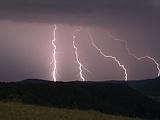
[109,77,160,97]
[0,79,160,119]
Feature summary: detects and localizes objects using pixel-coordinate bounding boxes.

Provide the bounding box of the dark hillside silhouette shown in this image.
[0,79,160,119]
[110,77,160,96]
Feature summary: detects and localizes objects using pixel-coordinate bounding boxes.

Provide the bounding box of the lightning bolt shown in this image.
[106,32,160,77]
[49,24,57,82]
[86,28,128,81]
[72,28,90,81]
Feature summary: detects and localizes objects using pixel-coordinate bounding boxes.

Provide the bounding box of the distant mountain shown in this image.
[0,79,160,119]
[20,79,51,84]
[127,77,160,96]
[109,77,160,96]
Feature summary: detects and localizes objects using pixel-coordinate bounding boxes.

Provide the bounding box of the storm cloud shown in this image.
[0,0,160,28]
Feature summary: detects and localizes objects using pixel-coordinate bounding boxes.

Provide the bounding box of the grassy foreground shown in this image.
[0,102,141,120]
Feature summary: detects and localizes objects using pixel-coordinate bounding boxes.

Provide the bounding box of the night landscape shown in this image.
[0,0,160,120]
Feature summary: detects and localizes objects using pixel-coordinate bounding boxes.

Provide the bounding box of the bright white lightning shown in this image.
[49,24,57,82]
[106,32,160,77]
[86,29,128,81]
[72,28,90,81]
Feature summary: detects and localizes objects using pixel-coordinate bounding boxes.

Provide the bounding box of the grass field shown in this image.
[0,102,141,120]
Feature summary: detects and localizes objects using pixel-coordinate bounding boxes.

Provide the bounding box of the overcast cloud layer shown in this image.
[0,0,160,27]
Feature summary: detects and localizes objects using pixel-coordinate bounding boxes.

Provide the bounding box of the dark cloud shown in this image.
[0,0,159,27]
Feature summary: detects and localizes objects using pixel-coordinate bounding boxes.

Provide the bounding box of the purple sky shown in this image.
[0,0,160,82]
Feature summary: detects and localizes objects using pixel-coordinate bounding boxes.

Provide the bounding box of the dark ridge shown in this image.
[0,78,160,119]
[19,79,51,84]
[109,77,160,96]
[127,77,160,96]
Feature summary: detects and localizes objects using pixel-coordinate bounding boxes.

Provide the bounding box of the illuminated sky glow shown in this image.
[0,0,160,82]
[73,28,85,81]
[106,32,160,78]
[86,29,128,81]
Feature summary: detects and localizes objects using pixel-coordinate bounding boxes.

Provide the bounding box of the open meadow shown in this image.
[0,102,141,120]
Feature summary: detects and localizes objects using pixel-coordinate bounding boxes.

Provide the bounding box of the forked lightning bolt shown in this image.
[49,24,57,82]
[86,29,128,81]
[106,32,160,77]
[72,28,90,81]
